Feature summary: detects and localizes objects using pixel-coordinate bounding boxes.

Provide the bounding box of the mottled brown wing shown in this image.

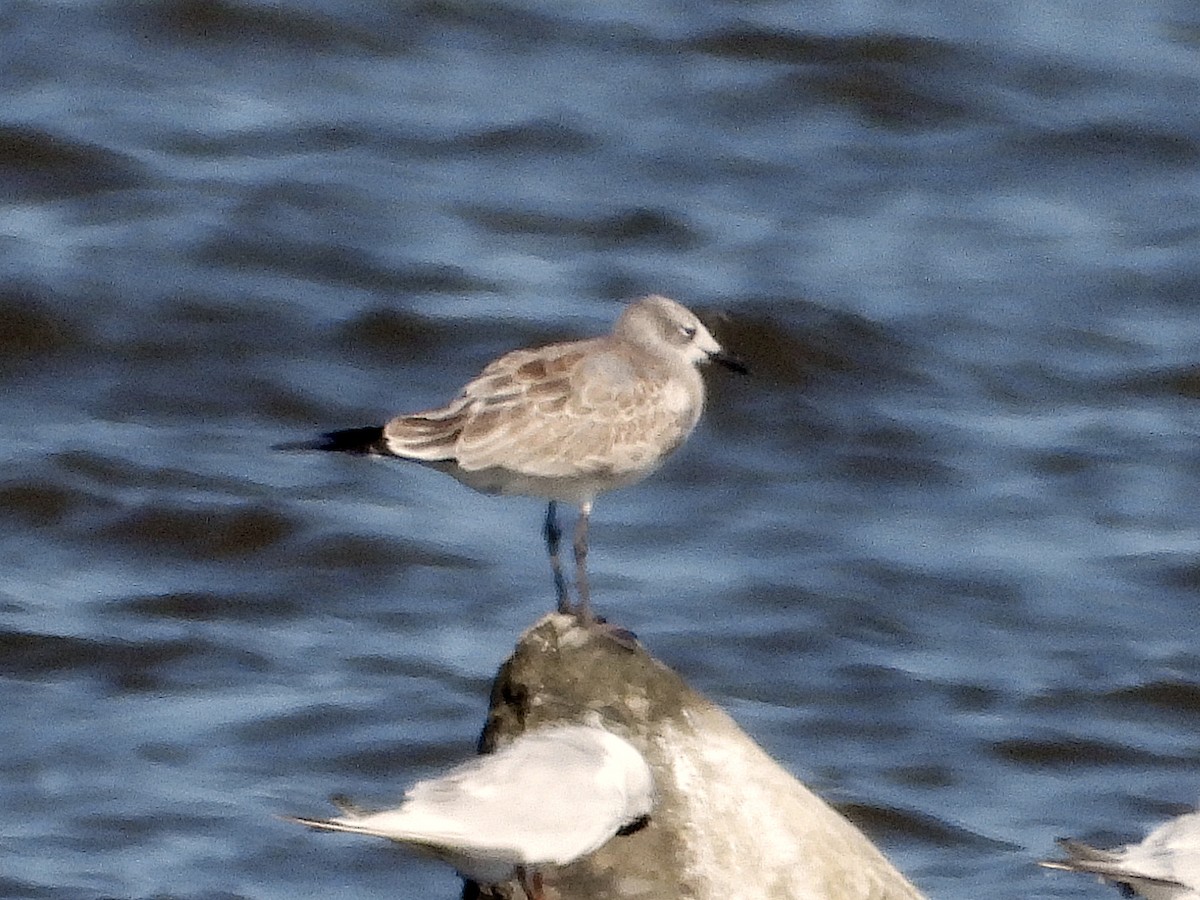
[450,340,691,479]
[378,342,577,460]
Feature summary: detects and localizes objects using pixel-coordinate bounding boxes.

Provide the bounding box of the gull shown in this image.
[283,724,655,900]
[1039,806,1200,900]
[280,294,745,621]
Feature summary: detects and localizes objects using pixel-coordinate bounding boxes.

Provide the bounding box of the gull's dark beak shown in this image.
[710,349,749,374]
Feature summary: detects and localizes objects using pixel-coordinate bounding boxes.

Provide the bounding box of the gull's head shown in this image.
[616,295,747,373]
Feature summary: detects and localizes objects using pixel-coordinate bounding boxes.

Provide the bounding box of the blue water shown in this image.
[3,0,1200,897]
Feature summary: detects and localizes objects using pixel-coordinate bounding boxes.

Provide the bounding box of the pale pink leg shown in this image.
[516,866,544,900]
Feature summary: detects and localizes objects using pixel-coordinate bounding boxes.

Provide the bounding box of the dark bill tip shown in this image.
[616,814,652,837]
[711,350,749,375]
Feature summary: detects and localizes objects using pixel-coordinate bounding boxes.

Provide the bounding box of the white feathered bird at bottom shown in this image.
[285,724,655,900]
[1040,806,1200,900]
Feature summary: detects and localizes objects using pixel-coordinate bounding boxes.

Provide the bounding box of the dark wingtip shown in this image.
[273,425,386,454]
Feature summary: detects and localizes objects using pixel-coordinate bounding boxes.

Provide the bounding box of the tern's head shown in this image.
[616,295,747,373]
[593,728,656,825]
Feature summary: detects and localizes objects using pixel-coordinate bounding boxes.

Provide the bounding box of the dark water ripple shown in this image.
[0,127,149,199]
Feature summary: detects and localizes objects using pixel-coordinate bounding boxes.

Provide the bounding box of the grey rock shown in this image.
[466,613,927,900]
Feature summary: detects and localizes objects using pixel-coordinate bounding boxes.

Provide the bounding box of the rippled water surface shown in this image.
[4,1,1200,898]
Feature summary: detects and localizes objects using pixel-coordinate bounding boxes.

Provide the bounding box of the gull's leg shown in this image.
[573,500,593,624]
[543,501,571,614]
[516,866,544,900]
[562,500,638,649]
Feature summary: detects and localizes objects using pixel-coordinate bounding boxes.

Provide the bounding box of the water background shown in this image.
[3,0,1200,897]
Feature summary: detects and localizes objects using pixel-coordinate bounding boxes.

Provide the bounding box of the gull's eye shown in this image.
[680,325,697,340]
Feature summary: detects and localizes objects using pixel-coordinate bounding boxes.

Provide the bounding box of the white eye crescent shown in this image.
[680,325,697,340]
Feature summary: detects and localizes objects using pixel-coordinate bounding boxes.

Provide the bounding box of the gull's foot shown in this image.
[585,614,640,651]
[554,581,572,615]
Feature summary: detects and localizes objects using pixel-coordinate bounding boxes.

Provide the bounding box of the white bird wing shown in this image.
[284,807,522,886]
[1125,812,1200,894]
[1041,812,1200,899]
[1041,851,1192,899]
[389,727,642,866]
[286,727,651,887]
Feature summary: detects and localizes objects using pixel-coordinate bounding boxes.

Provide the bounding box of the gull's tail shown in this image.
[273,426,387,455]
[275,400,469,463]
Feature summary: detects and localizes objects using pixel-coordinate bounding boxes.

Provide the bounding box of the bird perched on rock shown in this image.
[284,724,655,900]
[280,294,744,623]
